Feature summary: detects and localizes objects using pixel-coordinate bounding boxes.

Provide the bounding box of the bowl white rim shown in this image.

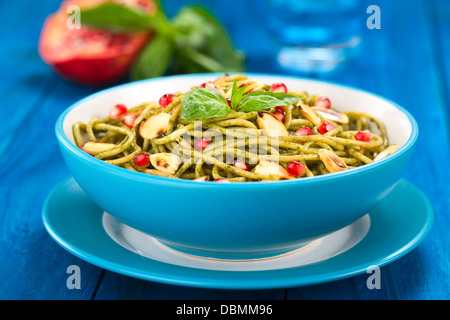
[55,72,419,187]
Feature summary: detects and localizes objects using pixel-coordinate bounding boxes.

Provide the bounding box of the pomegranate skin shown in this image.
[38,1,155,86]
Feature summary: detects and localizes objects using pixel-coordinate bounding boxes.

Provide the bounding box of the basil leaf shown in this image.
[80,3,154,31]
[230,81,246,110]
[175,48,229,73]
[172,7,245,73]
[238,92,302,112]
[181,88,230,120]
[80,2,176,36]
[130,34,173,80]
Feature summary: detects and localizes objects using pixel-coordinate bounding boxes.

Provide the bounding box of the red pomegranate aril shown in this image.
[286,161,305,177]
[233,159,251,171]
[270,83,288,93]
[122,114,136,128]
[273,110,285,123]
[109,103,127,119]
[133,152,150,168]
[295,126,313,136]
[194,137,211,151]
[318,121,336,135]
[314,96,331,109]
[275,106,285,113]
[199,81,212,88]
[226,98,232,108]
[159,93,174,109]
[355,130,373,142]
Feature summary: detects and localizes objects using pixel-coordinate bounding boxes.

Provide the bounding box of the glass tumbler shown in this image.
[261,0,364,73]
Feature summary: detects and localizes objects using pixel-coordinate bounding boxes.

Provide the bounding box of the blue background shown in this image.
[0,0,449,299]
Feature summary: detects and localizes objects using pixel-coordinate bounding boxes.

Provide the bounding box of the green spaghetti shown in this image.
[73,74,398,182]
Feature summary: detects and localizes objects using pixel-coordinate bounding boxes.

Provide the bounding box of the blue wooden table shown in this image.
[0,0,449,300]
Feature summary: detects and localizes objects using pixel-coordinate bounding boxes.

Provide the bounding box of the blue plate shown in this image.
[42,177,433,289]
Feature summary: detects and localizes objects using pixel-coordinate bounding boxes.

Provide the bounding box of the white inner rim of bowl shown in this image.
[62,75,413,154]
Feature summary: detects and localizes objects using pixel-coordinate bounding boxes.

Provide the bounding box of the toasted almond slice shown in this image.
[254,160,294,180]
[194,175,210,182]
[298,102,322,126]
[318,149,348,173]
[374,144,398,161]
[139,112,171,139]
[312,106,349,124]
[150,153,182,174]
[257,111,288,137]
[212,73,229,85]
[242,80,265,94]
[82,142,116,155]
[224,80,265,98]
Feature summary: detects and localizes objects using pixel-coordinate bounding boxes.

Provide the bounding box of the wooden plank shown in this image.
[0,0,105,299]
[384,0,450,300]
[93,271,285,300]
[0,77,104,299]
[432,0,450,120]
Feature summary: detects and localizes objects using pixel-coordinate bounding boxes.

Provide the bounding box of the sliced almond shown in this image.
[215,73,246,86]
[241,80,265,94]
[139,112,171,139]
[149,153,182,174]
[374,144,398,161]
[212,73,230,86]
[224,79,265,98]
[298,102,322,126]
[312,106,349,124]
[82,142,116,155]
[257,111,288,137]
[318,149,348,173]
[254,160,294,180]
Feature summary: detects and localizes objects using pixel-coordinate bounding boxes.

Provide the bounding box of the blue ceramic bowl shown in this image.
[55,73,418,260]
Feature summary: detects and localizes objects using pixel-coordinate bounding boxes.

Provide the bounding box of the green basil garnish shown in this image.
[238,91,302,112]
[180,82,302,120]
[180,88,230,120]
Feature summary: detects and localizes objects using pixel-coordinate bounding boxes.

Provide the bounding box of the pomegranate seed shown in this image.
[233,159,251,171]
[226,98,232,108]
[355,130,373,142]
[159,93,174,109]
[314,96,331,109]
[270,83,288,93]
[194,137,211,151]
[286,161,305,177]
[318,121,336,135]
[273,110,285,123]
[109,104,127,119]
[275,106,285,113]
[122,114,136,128]
[295,126,313,136]
[199,81,215,89]
[133,153,150,168]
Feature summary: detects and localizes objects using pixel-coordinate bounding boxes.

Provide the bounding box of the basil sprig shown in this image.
[180,88,230,120]
[181,82,302,120]
[79,1,245,80]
